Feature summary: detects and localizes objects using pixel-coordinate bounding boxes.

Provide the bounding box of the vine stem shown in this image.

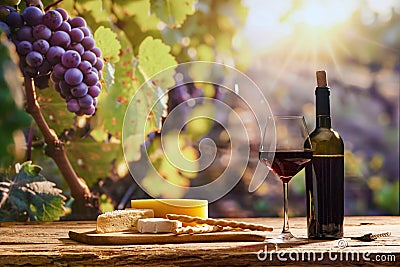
[24,77,90,202]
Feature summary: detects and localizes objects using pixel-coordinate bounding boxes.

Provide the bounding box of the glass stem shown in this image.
[282,181,290,234]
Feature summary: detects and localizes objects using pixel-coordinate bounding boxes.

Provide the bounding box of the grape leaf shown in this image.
[93,29,135,137]
[112,0,160,32]
[94,26,121,64]
[36,87,75,134]
[28,188,65,221]
[123,85,167,164]
[66,140,124,187]
[150,0,196,28]
[75,0,109,24]
[137,36,177,87]
[0,162,66,222]
[122,37,176,162]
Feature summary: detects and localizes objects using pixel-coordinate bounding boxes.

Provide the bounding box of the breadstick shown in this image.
[173,225,221,235]
[166,214,273,232]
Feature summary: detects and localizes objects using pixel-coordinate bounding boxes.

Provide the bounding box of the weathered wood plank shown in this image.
[0,217,398,266]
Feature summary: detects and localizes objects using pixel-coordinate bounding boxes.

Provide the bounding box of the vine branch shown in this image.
[24,77,90,202]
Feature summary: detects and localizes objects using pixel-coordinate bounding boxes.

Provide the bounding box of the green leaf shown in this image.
[36,87,75,134]
[94,26,121,64]
[67,140,124,187]
[20,161,42,177]
[0,162,65,222]
[113,0,160,32]
[93,29,135,137]
[29,191,66,221]
[137,36,177,87]
[122,37,176,162]
[150,0,196,28]
[15,161,45,184]
[123,85,167,162]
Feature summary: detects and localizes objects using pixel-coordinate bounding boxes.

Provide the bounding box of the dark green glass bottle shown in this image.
[305,70,344,239]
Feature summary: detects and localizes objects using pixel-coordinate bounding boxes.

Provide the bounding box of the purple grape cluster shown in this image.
[0,5,103,116]
[167,83,205,113]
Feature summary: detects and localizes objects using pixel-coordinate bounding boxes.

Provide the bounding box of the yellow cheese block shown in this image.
[130,199,208,218]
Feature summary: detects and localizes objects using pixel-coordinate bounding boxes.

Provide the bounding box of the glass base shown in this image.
[265,231,309,244]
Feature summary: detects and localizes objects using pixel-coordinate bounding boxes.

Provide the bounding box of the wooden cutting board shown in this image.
[68,230,268,245]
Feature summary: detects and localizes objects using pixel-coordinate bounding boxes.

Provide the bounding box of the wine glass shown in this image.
[259,115,312,243]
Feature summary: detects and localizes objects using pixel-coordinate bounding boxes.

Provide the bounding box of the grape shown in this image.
[67,98,80,112]
[23,65,37,77]
[32,24,51,40]
[59,81,72,98]
[81,105,95,115]
[94,57,104,70]
[82,50,96,65]
[17,40,32,56]
[53,63,66,79]
[6,11,23,28]
[68,43,84,55]
[91,67,98,76]
[46,46,65,64]
[25,51,43,67]
[78,94,93,108]
[50,30,70,48]
[50,71,60,83]
[79,26,91,37]
[71,82,88,97]
[64,68,83,86]
[38,60,51,75]
[16,25,33,42]
[34,75,49,89]
[83,71,98,86]
[4,6,103,116]
[91,47,101,57]
[0,21,11,36]
[59,80,70,92]
[33,39,49,54]
[78,60,92,74]
[55,8,68,21]
[0,6,12,22]
[43,10,62,30]
[57,21,71,32]
[61,50,81,68]
[22,6,43,26]
[53,81,61,92]
[88,85,100,97]
[69,16,86,28]
[69,28,84,43]
[81,36,95,50]
[95,82,102,89]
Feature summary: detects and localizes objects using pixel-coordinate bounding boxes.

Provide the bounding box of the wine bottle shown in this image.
[305,70,344,239]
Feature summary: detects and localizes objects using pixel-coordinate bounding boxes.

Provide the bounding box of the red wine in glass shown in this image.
[259,115,312,243]
[259,151,313,183]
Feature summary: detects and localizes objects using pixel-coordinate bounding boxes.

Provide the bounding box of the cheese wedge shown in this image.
[130,199,208,218]
[137,218,182,233]
[96,209,154,233]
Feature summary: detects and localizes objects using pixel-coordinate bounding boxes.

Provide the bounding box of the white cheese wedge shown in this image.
[137,218,182,233]
[96,209,154,233]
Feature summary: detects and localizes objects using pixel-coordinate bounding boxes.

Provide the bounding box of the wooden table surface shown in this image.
[0,216,399,266]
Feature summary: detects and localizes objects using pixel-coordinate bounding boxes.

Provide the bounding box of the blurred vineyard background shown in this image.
[0,0,398,220]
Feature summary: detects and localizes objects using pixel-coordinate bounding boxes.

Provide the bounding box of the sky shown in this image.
[242,0,400,51]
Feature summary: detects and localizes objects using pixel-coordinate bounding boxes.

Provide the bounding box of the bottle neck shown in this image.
[316,115,331,128]
[315,87,331,129]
